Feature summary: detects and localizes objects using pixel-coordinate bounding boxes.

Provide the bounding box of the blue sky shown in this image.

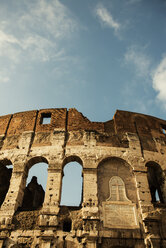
[1,0,166,205]
[0,0,166,122]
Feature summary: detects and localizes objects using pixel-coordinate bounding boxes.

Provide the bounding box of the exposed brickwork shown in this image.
[68,108,104,132]
[0,109,166,150]
[113,110,136,134]
[0,114,12,136]
[6,111,37,135]
[35,108,67,132]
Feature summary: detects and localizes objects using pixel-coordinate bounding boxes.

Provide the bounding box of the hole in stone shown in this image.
[41,113,51,124]
[161,124,166,135]
[155,190,160,202]
[162,128,166,134]
[63,218,72,232]
[6,164,13,169]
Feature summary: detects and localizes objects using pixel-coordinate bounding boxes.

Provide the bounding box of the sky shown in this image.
[1,0,166,205]
[0,0,166,122]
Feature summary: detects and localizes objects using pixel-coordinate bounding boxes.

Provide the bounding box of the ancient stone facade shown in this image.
[0,108,166,248]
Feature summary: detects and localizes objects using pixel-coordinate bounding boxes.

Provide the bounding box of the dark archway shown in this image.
[63,218,72,232]
[0,159,13,207]
[146,161,165,203]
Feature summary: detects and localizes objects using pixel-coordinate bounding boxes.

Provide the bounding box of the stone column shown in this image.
[82,167,99,242]
[86,238,97,248]
[82,168,98,217]
[134,168,153,216]
[0,238,5,248]
[39,163,63,227]
[162,170,166,203]
[0,162,26,226]
[39,238,52,248]
[133,168,160,247]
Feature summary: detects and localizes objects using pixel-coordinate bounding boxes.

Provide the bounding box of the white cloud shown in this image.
[152,56,166,107]
[0,69,10,83]
[124,47,166,110]
[124,46,151,77]
[127,0,142,4]
[0,30,19,45]
[95,4,120,32]
[19,0,77,40]
[0,0,78,83]
[0,30,21,63]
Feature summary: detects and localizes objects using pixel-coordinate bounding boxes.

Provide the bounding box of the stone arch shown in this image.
[62,155,83,168]
[25,156,49,171]
[146,161,165,203]
[0,159,13,207]
[20,156,49,210]
[97,156,133,170]
[97,157,137,205]
[60,155,83,206]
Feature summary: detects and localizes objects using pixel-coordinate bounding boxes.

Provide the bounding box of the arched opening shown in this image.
[146,161,165,203]
[21,157,48,210]
[0,159,13,207]
[60,159,83,207]
[63,218,72,232]
[97,157,137,205]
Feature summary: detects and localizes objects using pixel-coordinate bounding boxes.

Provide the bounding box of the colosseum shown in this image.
[0,108,165,248]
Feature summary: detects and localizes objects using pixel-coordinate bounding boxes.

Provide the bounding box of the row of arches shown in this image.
[0,157,165,212]
[0,158,83,210]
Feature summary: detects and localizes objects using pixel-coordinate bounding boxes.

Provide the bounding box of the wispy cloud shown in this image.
[0,0,78,83]
[152,55,166,108]
[124,46,166,111]
[126,0,142,4]
[18,0,77,40]
[124,46,151,77]
[95,4,120,32]
[0,69,10,83]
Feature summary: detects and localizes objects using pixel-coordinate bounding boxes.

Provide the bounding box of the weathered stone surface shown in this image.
[0,108,165,247]
[102,201,138,229]
[13,210,40,230]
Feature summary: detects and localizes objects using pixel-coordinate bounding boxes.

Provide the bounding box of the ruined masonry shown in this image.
[0,108,166,248]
